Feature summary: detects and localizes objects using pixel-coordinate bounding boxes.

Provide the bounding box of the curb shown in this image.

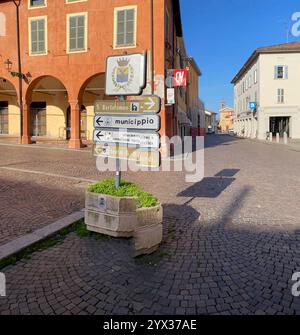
[0,210,85,262]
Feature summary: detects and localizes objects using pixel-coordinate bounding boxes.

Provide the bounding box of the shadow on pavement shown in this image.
[205,134,241,149]
[178,169,240,199]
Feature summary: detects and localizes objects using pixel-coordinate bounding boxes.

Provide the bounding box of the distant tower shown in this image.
[220,99,226,111]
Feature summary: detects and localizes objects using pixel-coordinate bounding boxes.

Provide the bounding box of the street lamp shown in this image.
[4,59,13,72]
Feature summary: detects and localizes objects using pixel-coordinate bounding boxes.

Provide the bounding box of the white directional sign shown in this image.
[105,53,147,96]
[94,114,160,131]
[93,129,160,149]
[94,144,160,168]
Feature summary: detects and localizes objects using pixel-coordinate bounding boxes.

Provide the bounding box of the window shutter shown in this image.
[285,66,288,79]
[30,19,45,54]
[274,66,278,79]
[116,8,135,47]
[68,15,86,52]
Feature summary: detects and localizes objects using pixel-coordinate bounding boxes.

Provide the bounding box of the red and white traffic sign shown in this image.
[173,69,187,87]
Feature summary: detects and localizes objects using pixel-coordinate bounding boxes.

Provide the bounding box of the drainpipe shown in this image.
[13,0,23,140]
[150,0,154,94]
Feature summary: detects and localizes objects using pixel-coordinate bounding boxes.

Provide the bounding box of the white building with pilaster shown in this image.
[231,42,300,140]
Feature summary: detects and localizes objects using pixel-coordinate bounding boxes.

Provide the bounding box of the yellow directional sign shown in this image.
[94,144,160,168]
[94,96,161,114]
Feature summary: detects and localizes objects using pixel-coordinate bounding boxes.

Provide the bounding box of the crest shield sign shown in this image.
[105,53,147,96]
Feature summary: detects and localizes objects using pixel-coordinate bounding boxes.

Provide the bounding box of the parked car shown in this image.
[228,129,235,136]
[207,126,215,134]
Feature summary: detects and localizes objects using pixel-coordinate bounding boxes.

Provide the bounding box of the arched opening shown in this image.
[78,73,107,142]
[0,77,18,138]
[26,76,69,142]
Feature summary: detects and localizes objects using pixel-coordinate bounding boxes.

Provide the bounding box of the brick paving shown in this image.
[0,135,300,315]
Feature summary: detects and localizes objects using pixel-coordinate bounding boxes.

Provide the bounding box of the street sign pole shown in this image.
[115,96,125,189]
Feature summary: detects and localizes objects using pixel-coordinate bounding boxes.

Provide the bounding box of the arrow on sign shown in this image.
[144,97,155,110]
[96,117,104,127]
[96,131,104,140]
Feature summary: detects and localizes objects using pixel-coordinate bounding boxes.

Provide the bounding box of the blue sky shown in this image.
[180,0,300,112]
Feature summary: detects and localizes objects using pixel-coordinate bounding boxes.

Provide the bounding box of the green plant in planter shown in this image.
[88,179,158,209]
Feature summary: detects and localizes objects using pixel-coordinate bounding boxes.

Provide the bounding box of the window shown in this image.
[0,101,8,135]
[277,89,284,104]
[29,0,46,8]
[275,66,288,79]
[66,0,87,3]
[114,7,137,48]
[29,17,47,55]
[67,13,87,53]
[254,69,257,84]
[249,75,252,88]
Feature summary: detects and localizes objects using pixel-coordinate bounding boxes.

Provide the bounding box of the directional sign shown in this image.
[93,129,160,149]
[94,96,161,114]
[94,114,160,131]
[94,144,160,168]
[249,102,257,110]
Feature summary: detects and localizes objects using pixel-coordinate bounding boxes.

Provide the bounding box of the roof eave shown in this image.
[231,47,300,84]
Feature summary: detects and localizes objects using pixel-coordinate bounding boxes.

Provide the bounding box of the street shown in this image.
[0,135,300,315]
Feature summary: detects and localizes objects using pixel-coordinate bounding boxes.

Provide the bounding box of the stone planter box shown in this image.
[136,205,163,229]
[85,192,137,238]
[85,191,163,256]
[134,204,163,257]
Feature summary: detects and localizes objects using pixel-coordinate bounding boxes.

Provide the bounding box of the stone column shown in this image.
[69,100,83,149]
[257,109,266,140]
[21,102,32,144]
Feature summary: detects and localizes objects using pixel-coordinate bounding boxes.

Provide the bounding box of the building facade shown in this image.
[205,110,217,133]
[187,57,205,137]
[218,101,234,133]
[174,37,190,139]
[232,42,300,140]
[0,0,183,149]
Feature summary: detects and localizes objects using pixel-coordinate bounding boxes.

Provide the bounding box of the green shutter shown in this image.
[31,19,45,54]
[116,8,135,46]
[69,15,86,51]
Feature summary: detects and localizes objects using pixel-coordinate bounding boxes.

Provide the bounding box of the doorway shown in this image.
[66,106,71,140]
[270,117,290,137]
[65,106,87,141]
[0,101,8,135]
[80,105,87,140]
[30,102,46,137]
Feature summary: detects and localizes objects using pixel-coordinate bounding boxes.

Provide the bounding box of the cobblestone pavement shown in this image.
[1,135,300,315]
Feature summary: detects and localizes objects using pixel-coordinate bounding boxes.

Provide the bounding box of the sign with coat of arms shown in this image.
[105,53,147,96]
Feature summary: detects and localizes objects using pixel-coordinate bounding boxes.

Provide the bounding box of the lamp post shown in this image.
[4,58,13,72]
[12,0,23,141]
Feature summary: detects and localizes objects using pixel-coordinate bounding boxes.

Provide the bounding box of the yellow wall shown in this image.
[1,76,105,141]
[31,91,67,139]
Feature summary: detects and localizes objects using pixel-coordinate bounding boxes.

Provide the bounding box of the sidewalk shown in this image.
[0,137,93,151]
[237,135,300,152]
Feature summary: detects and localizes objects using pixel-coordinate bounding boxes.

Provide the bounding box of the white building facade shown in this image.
[232,42,300,140]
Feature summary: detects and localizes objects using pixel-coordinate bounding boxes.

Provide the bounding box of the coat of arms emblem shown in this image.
[111,58,134,92]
